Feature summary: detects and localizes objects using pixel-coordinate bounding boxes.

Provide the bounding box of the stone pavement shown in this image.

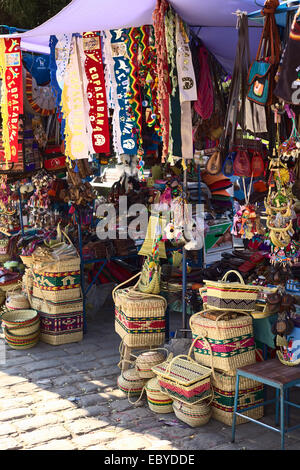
[0,299,300,451]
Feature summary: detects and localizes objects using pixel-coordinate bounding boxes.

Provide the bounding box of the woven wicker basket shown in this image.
[145,377,173,413]
[29,294,83,315]
[32,284,81,302]
[204,270,260,311]
[190,310,256,374]
[32,269,81,288]
[5,291,31,311]
[276,335,300,367]
[211,370,264,425]
[32,256,80,274]
[152,339,213,405]
[4,326,40,349]
[20,255,34,267]
[113,272,167,348]
[39,310,83,345]
[0,278,22,293]
[173,398,212,427]
[135,349,167,379]
[117,368,147,397]
[1,309,39,336]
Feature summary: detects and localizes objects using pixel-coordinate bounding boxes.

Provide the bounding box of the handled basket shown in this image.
[189,310,256,374]
[211,369,264,425]
[135,349,167,379]
[152,337,213,405]
[145,376,173,414]
[113,272,167,348]
[203,270,260,311]
[1,308,39,336]
[172,398,212,427]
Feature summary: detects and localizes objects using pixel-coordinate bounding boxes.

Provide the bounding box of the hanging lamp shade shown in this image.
[138,215,167,259]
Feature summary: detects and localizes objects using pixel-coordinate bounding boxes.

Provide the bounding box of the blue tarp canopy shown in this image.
[0,0,297,73]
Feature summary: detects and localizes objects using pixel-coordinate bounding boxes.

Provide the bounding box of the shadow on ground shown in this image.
[0,297,299,450]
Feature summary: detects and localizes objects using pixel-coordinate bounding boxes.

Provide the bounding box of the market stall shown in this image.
[0,0,299,436]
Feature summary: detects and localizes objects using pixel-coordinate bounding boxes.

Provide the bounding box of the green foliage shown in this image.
[0,0,70,29]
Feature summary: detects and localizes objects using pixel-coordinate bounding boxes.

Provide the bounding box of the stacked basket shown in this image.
[190,270,264,425]
[1,308,40,349]
[25,245,83,346]
[113,273,167,350]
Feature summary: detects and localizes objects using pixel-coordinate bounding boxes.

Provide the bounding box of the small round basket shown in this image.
[1,309,39,336]
[117,368,146,397]
[172,398,212,427]
[135,350,166,379]
[145,377,173,414]
[5,291,31,311]
[4,326,40,350]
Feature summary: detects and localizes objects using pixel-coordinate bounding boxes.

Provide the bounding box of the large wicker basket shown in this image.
[113,272,167,348]
[1,309,39,336]
[135,349,166,379]
[29,294,83,315]
[152,339,213,405]
[145,376,173,413]
[172,398,212,427]
[117,368,147,397]
[211,370,264,425]
[190,310,256,374]
[203,270,260,311]
[4,326,40,349]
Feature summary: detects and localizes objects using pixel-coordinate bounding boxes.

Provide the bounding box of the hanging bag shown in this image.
[247,0,281,106]
[233,150,251,177]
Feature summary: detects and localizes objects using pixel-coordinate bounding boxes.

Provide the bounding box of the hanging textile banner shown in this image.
[82,31,110,154]
[49,33,72,138]
[61,36,90,162]
[175,15,197,160]
[111,29,137,155]
[104,29,137,155]
[0,37,23,164]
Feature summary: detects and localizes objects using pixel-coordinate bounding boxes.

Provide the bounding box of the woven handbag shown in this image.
[173,398,212,427]
[152,339,213,405]
[190,310,256,374]
[138,256,161,295]
[113,272,167,348]
[203,270,260,311]
[145,377,173,414]
[211,370,264,425]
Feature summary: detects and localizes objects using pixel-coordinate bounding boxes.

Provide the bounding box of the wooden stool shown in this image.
[231,358,300,450]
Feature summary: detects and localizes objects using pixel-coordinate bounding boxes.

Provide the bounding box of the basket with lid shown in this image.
[152,338,213,405]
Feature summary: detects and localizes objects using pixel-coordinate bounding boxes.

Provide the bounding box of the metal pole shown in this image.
[18,188,25,236]
[182,165,187,332]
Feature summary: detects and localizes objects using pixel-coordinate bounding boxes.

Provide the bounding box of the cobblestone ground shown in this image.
[0,299,300,451]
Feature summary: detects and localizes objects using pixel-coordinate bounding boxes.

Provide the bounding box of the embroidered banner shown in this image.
[49,34,72,139]
[82,31,110,154]
[61,36,90,162]
[107,29,137,155]
[0,37,23,164]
